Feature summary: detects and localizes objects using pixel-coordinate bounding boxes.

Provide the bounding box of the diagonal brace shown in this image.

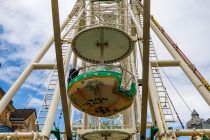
[140,0,151,139]
[50,0,72,139]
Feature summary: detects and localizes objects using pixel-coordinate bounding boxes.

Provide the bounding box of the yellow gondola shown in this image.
[67,67,136,117]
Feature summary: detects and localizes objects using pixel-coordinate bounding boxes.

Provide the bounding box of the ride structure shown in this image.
[0,0,210,139]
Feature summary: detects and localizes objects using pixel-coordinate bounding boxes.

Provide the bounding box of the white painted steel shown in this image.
[130,51,141,124]
[0,132,39,139]
[175,129,210,136]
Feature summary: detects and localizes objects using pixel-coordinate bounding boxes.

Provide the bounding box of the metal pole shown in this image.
[33,63,55,69]
[41,86,62,139]
[50,0,72,139]
[150,60,180,67]
[42,0,84,138]
[148,93,156,125]
[0,132,39,139]
[150,19,210,106]
[128,5,143,36]
[175,129,210,136]
[129,13,141,136]
[140,0,150,138]
[130,51,141,124]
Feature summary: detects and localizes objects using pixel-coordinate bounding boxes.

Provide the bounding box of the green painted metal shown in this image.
[150,127,158,140]
[51,128,61,140]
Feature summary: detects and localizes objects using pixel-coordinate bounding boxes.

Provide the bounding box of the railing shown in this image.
[68,64,135,90]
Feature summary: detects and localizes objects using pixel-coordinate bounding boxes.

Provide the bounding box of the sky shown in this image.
[0,0,210,139]
[0,0,75,106]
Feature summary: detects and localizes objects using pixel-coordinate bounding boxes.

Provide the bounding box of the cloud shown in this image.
[0,0,75,84]
[26,97,42,108]
[151,0,210,65]
[0,65,22,84]
[0,0,76,112]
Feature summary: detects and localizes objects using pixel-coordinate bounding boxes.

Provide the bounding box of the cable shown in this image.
[24,70,52,108]
[160,68,192,113]
[165,92,185,129]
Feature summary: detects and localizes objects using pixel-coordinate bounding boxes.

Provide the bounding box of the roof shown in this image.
[10,109,36,121]
[191,109,199,116]
[205,118,210,124]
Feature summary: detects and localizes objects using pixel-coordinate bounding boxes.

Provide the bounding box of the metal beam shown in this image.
[33,63,56,69]
[130,50,141,124]
[140,0,151,138]
[128,6,143,36]
[50,0,71,139]
[148,93,156,127]
[175,129,210,136]
[0,132,39,139]
[150,60,180,67]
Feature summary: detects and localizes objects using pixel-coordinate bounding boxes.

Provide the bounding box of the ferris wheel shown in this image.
[0,0,210,139]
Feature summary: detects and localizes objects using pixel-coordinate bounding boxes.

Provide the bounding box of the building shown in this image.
[186,110,204,129]
[0,87,15,128]
[186,110,210,140]
[204,118,210,129]
[0,87,38,132]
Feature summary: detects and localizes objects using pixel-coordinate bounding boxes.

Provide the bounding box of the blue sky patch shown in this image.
[0,25,4,34]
